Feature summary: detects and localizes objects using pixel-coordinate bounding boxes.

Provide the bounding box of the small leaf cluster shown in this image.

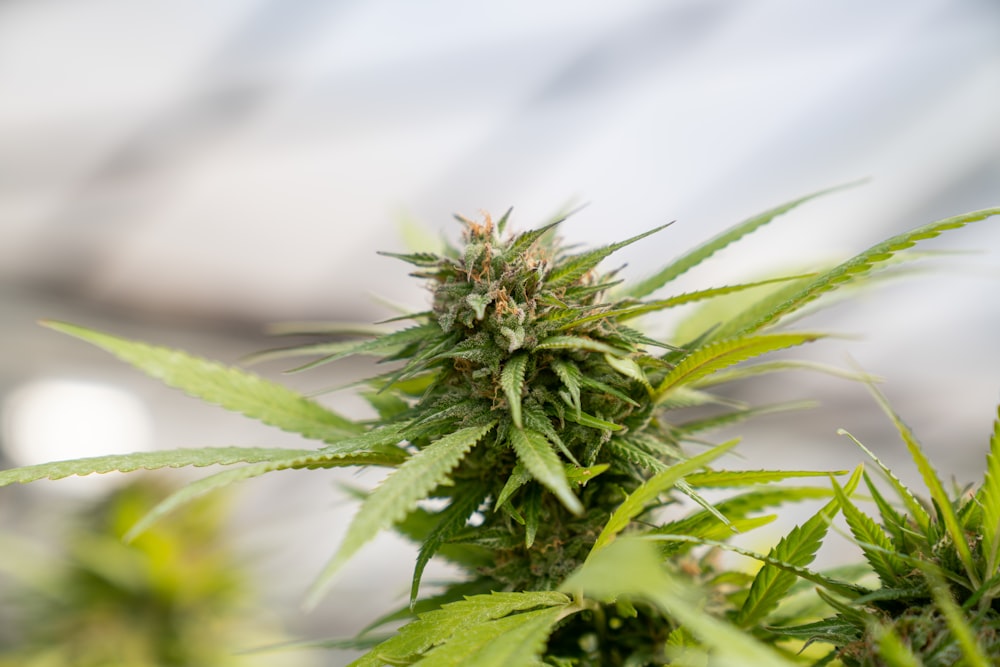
[774,396,1000,666]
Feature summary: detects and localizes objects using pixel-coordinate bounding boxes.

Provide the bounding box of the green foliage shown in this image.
[774,393,1000,666]
[0,479,294,667]
[2,195,998,664]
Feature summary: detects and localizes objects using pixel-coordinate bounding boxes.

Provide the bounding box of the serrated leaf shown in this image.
[654,333,823,402]
[354,591,570,665]
[495,461,532,510]
[590,439,740,555]
[500,353,529,428]
[624,184,857,299]
[546,223,671,289]
[645,534,864,600]
[710,206,1000,338]
[977,403,1000,576]
[124,444,404,542]
[307,421,496,608]
[838,429,932,536]
[866,384,979,584]
[414,605,563,666]
[734,466,863,627]
[0,446,312,488]
[684,469,845,488]
[599,274,815,325]
[41,321,362,441]
[830,478,905,586]
[509,427,582,515]
[551,360,582,416]
[411,487,488,606]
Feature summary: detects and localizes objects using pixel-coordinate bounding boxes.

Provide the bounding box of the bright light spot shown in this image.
[2,379,154,495]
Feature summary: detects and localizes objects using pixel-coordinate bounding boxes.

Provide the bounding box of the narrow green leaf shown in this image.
[306,421,496,608]
[600,275,816,325]
[830,478,906,586]
[551,360,582,416]
[411,487,488,606]
[711,206,1000,338]
[869,623,923,667]
[684,469,845,487]
[41,321,362,441]
[534,335,624,356]
[0,446,312,488]
[501,353,529,428]
[866,386,979,585]
[546,223,671,289]
[509,427,582,515]
[977,403,1000,576]
[922,567,991,667]
[644,535,864,600]
[564,409,624,432]
[495,462,532,510]
[735,465,863,627]
[842,429,931,534]
[624,184,857,299]
[654,333,823,402]
[590,439,740,555]
[124,445,403,542]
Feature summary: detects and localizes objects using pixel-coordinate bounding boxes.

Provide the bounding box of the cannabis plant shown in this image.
[0,189,996,665]
[0,479,289,667]
[771,390,1000,667]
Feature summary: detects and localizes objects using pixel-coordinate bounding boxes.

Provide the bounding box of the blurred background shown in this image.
[1,0,999,664]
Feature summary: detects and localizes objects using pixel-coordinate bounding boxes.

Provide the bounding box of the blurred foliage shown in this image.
[0,478,291,667]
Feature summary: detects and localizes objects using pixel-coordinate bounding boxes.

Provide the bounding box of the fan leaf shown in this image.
[41,321,362,441]
[307,421,496,608]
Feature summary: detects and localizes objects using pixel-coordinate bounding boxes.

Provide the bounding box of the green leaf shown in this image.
[645,534,864,600]
[830,478,906,586]
[866,385,979,585]
[977,403,1000,576]
[354,591,570,665]
[501,353,529,428]
[414,605,564,666]
[710,206,1000,338]
[41,321,362,441]
[509,427,582,515]
[551,360,582,416]
[307,421,496,608]
[654,333,823,402]
[623,184,857,299]
[869,623,923,667]
[922,567,991,667]
[562,539,799,667]
[735,465,863,627]
[684,469,845,487]
[411,487,488,606]
[545,223,671,289]
[124,444,404,542]
[0,446,312,488]
[590,439,740,555]
[534,335,625,356]
[601,275,816,325]
[841,429,931,534]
